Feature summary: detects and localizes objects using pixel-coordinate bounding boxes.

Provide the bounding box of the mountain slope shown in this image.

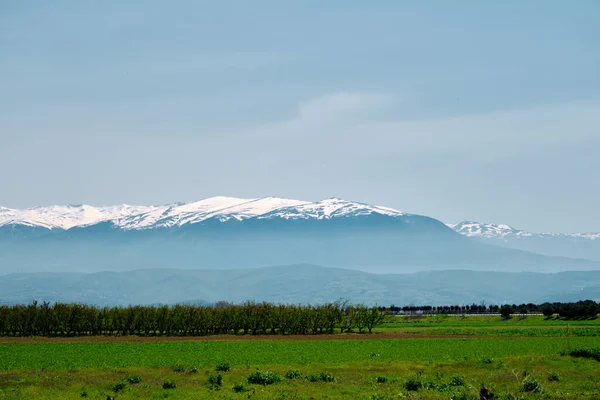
[1,265,599,306]
[1,197,599,274]
[450,221,600,261]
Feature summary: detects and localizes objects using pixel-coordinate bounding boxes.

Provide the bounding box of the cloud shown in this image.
[295,92,396,124]
[223,93,600,165]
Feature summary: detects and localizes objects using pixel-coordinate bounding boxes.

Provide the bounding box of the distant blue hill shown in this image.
[1,265,599,306]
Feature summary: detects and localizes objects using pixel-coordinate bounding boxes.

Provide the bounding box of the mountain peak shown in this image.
[450,221,600,240]
[0,197,405,230]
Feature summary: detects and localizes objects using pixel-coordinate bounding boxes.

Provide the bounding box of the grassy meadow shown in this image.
[0,315,599,399]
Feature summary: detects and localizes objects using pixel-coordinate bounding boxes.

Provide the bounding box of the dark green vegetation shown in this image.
[569,348,600,362]
[0,301,385,336]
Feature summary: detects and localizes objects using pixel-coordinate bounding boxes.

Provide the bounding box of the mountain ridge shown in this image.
[449,221,600,262]
[1,265,599,306]
[0,196,405,231]
[449,221,600,240]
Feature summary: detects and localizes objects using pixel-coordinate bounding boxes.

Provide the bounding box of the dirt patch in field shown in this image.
[0,332,483,344]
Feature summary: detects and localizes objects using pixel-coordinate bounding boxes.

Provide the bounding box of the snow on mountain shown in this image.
[258,197,403,220]
[449,221,600,240]
[0,204,158,230]
[0,197,405,231]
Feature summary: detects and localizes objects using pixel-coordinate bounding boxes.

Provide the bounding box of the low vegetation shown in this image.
[0,306,598,399]
[247,371,281,385]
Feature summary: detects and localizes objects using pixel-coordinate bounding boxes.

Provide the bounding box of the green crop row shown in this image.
[1,336,598,370]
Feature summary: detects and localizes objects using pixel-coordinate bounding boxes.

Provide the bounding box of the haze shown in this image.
[1,1,599,232]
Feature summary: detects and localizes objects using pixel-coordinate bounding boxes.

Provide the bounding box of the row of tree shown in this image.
[385,303,539,314]
[384,300,599,319]
[0,301,386,337]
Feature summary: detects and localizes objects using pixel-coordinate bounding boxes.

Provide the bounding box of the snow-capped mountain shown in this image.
[0,196,404,231]
[1,198,598,275]
[449,221,600,262]
[449,221,600,240]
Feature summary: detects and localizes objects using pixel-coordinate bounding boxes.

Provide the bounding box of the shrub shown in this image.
[285,369,302,379]
[523,378,540,392]
[80,392,87,397]
[232,382,248,392]
[548,372,560,382]
[112,381,127,392]
[172,365,186,373]
[449,376,465,387]
[542,305,554,318]
[190,366,199,373]
[317,371,335,382]
[247,371,281,385]
[307,371,335,382]
[162,381,176,389]
[569,348,600,361]
[500,305,514,319]
[405,377,422,391]
[215,362,231,372]
[127,376,142,384]
[482,357,494,364]
[208,374,223,390]
[375,375,388,383]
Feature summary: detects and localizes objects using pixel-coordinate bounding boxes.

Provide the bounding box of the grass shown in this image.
[2,355,596,399]
[1,337,599,370]
[0,315,599,398]
[379,314,600,327]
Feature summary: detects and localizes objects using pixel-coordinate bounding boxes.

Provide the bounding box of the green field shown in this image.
[1,316,599,399]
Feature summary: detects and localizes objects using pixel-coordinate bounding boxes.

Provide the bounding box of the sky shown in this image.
[1,1,599,233]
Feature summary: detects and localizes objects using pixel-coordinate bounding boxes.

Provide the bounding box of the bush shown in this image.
[162,381,176,389]
[449,376,465,387]
[208,374,223,390]
[375,375,388,383]
[569,348,600,361]
[190,366,199,373]
[232,382,248,392]
[247,371,281,385]
[172,365,186,373]
[127,376,142,384]
[542,305,554,318]
[482,357,494,364]
[317,371,335,382]
[523,378,540,392]
[285,369,302,379]
[405,377,422,391]
[112,381,127,392]
[306,371,335,382]
[215,362,231,372]
[548,372,560,382]
[500,305,514,319]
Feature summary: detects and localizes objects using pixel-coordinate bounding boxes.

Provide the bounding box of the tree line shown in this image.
[0,301,385,337]
[383,300,600,318]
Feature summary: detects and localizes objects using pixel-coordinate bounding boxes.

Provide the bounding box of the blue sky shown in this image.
[1,1,599,232]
